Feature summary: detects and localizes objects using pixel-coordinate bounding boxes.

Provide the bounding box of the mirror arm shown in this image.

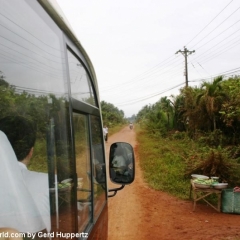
[108,185,125,198]
[108,192,117,198]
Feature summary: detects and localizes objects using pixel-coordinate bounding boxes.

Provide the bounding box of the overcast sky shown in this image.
[55,0,240,117]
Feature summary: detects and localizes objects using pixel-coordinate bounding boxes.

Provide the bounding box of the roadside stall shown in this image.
[190,174,228,212]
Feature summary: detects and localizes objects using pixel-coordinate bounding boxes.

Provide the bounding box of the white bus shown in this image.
[0,0,135,239]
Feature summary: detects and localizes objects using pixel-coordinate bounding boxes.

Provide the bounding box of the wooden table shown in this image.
[190,180,222,212]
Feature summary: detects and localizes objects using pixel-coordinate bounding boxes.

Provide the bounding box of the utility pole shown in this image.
[175,46,195,87]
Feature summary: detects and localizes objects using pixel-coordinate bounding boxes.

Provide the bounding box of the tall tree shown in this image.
[196,76,227,131]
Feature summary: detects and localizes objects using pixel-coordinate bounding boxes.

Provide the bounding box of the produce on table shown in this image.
[58,182,71,189]
[193,178,217,185]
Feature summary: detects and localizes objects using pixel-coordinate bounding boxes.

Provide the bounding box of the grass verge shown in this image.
[136,126,191,199]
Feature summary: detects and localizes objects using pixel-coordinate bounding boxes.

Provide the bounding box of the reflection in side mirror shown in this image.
[109,142,135,185]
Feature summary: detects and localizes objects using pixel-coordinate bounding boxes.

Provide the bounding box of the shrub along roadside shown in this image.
[136,125,240,200]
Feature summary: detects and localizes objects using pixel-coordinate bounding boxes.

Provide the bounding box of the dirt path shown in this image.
[106,126,240,240]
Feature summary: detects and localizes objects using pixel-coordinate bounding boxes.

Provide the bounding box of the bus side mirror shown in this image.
[109,142,135,185]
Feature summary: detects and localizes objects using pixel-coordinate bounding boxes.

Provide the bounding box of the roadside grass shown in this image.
[136,126,191,200]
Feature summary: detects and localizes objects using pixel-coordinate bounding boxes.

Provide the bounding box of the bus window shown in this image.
[90,116,107,219]
[47,105,76,235]
[73,113,92,232]
[67,50,96,106]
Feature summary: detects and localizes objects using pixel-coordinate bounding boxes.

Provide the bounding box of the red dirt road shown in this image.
[106,126,240,240]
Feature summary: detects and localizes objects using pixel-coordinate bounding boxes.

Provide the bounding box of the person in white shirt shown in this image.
[0,116,50,233]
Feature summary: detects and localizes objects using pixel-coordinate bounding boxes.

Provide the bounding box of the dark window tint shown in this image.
[90,116,107,219]
[74,113,92,232]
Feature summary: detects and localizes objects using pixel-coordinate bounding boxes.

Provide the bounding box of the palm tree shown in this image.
[170,94,186,131]
[196,76,227,131]
[159,97,173,129]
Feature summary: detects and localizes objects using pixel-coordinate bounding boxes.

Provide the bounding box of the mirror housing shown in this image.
[109,142,135,185]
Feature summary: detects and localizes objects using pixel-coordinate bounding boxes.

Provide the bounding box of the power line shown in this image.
[0,35,62,64]
[115,67,240,108]
[101,61,185,99]
[0,53,62,80]
[189,67,240,82]
[189,5,240,49]
[196,19,240,50]
[115,82,185,106]
[0,12,62,52]
[0,22,63,59]
[100,56,182,92]
[102,67,184,98]
[192,31,240,63]
[101,55,179,92]
[186,0,234,46]
[198,37,240,64]
[0,44,64,73]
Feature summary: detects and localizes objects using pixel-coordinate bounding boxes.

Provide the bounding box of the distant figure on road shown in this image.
[103,125,108,142]
[129,123,133,130]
